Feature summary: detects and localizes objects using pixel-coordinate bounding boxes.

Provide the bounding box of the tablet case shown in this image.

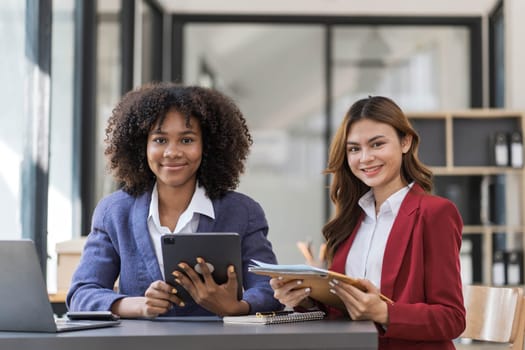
[161,232,243,303]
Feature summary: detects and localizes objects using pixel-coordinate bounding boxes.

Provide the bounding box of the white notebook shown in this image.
[223,311,325,325]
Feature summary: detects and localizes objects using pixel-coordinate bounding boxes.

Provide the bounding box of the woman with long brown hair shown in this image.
[271,96,465,349]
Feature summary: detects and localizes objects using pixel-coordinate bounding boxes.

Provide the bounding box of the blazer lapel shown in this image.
[132,191,163,281]
[196,197,217,232]
[380,185,422,299]
[196,215,215,232]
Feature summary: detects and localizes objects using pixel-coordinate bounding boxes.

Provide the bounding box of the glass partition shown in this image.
[182,21,473,264]
[331,25,470,128]
[184,24,326,264]
[47,0,76,291]
[0,1,27,240]
[94,0,122,204]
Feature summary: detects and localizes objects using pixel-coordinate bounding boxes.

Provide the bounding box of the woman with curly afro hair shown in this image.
[67,82,281,318]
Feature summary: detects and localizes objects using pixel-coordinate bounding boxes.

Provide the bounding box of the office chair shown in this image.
[459,285,525,349]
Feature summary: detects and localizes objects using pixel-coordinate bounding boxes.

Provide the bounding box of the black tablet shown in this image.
[161,232,243,303]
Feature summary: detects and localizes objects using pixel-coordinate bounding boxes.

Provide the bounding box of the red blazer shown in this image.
[329,184,466,350]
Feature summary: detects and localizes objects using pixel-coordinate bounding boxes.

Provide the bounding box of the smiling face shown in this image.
[147,109,202,193]
[346,118,412,200]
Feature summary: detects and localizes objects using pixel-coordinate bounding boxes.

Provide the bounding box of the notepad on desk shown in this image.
[223,311,326,325]
[248,260,394,310]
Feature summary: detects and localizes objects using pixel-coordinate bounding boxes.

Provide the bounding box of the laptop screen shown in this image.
[0,240,119,332]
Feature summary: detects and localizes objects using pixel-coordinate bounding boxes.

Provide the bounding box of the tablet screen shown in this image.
[161,232,243,303]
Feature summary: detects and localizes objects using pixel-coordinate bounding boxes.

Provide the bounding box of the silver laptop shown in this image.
[0,240,120,332]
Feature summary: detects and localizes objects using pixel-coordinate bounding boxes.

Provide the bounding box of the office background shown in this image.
[1,0,524,292]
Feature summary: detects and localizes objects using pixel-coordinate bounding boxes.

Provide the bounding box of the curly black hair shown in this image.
[104,82,253,199]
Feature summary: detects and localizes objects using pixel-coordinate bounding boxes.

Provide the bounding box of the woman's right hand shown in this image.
[269,277,314,309]
[111,280,184,318]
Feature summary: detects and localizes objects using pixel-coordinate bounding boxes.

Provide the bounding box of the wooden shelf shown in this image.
[409,110,525,286]
[408,109,524,118]
[48,290,67,303]
[430,167,523,176]
[462,226,524,234]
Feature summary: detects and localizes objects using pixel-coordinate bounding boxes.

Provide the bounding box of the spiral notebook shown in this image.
[223,311,325,325]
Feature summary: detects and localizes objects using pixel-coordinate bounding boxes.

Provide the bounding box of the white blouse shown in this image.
[345,183,413,288]
[147,182,215,278]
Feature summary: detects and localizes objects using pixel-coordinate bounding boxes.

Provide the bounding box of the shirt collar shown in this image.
[186,183,215,219]
[358,182,414,218]
[148,182,215,226]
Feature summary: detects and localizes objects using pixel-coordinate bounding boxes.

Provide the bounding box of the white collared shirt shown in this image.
[345,183,414,288]
[148,182,215,277]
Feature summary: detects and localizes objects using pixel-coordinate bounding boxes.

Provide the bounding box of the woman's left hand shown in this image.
[330,278,389,325]
[172,257,249,316]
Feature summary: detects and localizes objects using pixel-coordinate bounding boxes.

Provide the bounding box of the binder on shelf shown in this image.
[507,250,523,285]
[460,239,473,285]
[492,132,509,166]
[509,131,523,168]
[488,175,506,225]
[492,250,506,286]
[467,235,483,284]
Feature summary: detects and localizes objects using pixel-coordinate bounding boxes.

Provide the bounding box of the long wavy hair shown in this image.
[322,96,432,264]
[104,82,252,199]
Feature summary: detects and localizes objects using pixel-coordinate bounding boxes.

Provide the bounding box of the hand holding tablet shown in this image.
[161,232,243,304]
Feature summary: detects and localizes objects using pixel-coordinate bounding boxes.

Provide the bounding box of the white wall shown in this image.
[505,0,525,109]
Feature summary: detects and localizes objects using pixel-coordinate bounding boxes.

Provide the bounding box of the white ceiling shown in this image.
[156,0,498,16]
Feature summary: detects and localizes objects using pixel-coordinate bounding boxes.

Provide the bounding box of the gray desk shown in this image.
[0,319,377,350]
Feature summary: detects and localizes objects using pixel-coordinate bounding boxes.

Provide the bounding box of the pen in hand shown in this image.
[296,240,314,265]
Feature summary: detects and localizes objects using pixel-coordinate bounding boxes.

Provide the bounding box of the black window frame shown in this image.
[76,0,166,239]
[23,0,53,274]
[170,14,483,221]
[489,0,505,108]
